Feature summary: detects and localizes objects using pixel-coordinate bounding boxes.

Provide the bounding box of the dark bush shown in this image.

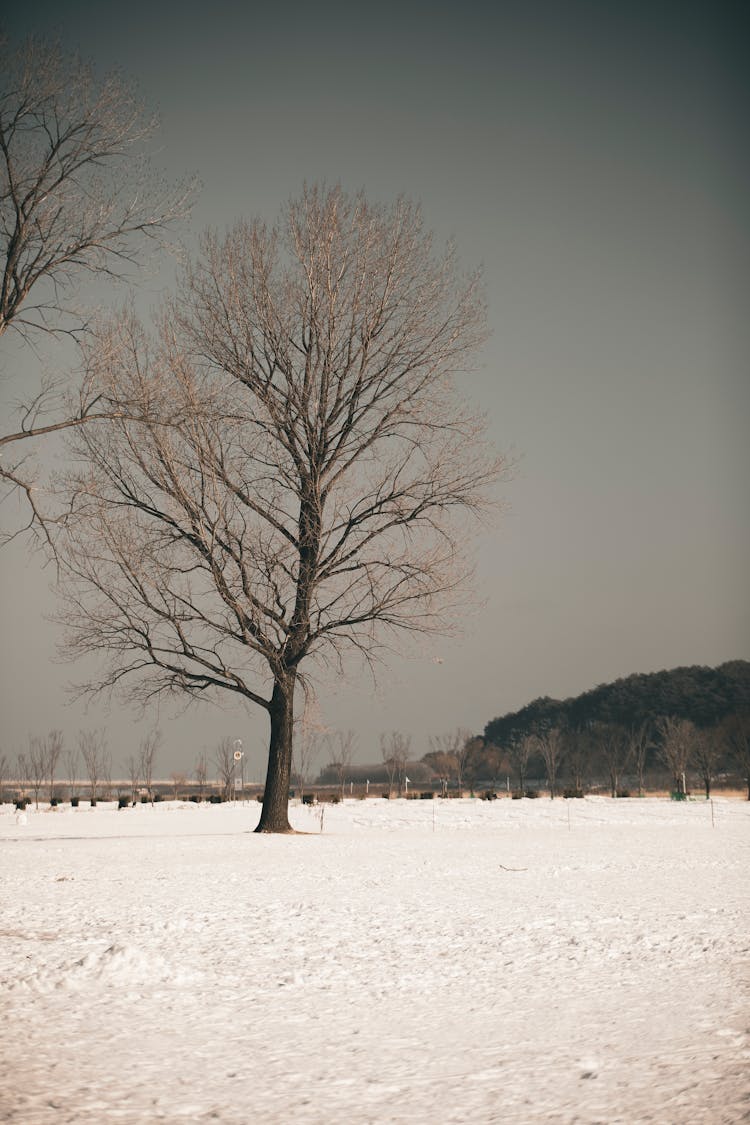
[153,793,162,803]
[482,790,497,801]
[50,797,60,807]
[524,789,539,799]
[511,791,524,800]
[14,798,28,810]
[141,795,148,804]
[328,794,340,804]
[670,790,688,801]
[382,791,391,799]
[563,788,584,799]
[210,794,223,804]
[420,791,435,799]
[616,789,631,798]
[71,796,79,808]
[117,796,130,809]
[302,793,316,805]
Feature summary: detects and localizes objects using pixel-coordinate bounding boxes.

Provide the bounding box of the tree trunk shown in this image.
[256,676,295,833]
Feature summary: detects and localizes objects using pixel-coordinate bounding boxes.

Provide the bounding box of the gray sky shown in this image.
[1,1,748,778]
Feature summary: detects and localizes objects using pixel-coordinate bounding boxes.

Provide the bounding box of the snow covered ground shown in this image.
[1,795,748,1124]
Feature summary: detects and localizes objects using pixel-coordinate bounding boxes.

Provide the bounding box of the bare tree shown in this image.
[627,721,651,797]
[139,730,160,803]
[45,729,64,800]
[213,737,236,801]
[27,736,49,808]
[101,750,113,800]
[16,751,30,799]
[194,752,208,800]
[562,728,590,794]
[597,723,630,798]
[0,751,7,803]
[693,726,722,799]
[125,753,140,804]
[657,716,694,794]
[0,34,193,541]
[507,733,537,795]
[56,186,506,832]
[538,726,564,799]
[428,729,472,796]
[64,746,79,799]
[722,713,750,800]
[78,728,106,802]
[330,730,357,800]
[381,731,410,797]
[170,771,186,799]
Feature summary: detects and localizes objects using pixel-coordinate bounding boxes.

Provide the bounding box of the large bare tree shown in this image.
[56,186,506,832]
[0,34,192,540]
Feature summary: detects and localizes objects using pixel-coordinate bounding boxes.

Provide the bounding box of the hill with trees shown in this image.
[484,662,750,747]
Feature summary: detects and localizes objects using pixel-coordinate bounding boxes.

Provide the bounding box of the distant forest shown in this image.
[484,661,750,746]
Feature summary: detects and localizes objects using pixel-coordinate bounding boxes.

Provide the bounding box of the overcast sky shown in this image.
[1,1,748,778]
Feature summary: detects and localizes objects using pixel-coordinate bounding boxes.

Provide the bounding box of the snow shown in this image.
[1,796,748,1124]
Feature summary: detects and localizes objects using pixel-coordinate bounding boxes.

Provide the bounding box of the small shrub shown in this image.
[670,790,688,801]
[328,794,340,804]
[141,795,148,804]
[301,793,316,805]
[71,796,79,808]
[482,790,497,801]
[153,793,162,803]
[210,794,223,804]
[14,798,28,810]
[90,798,97,807]
[382,791,391,799]
[117,796,129,809]
[616,789,630,798]
[420,791,435,800]
[524,789,539,799]
[511,790,523,800]
[563,788,584,799]
[50,797,60,807]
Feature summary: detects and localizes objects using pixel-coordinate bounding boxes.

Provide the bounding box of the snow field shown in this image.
[1,796,749,1124]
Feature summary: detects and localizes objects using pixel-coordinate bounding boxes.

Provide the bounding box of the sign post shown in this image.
[233,740,244,803]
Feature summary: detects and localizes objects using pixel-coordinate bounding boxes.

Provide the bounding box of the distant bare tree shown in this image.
[429,729,472,796]
[421,745,453,797]
[78,728,106,802]
[598,723,630,798]
[330,730,357,800]
[538,727,564,799]
[138,730,160,803]
[64,747,79,799]
[0,34,193,542]
[293,696,328,801]
[507,733,537,794]
[125,753,140,804]
[45,729,64,800]
[627,721,652,797]
[381,732,410,797]
[55,185,506,832]
[657,716,694,794]
[562,729,590,794]
[194,752,208,800]
[213,737,236,801]
[721,713,750,800]
[27,736,47,808]
[101,751,113,800]
[170,771,186,799]
[693,727,722,799]
[0,751,7,803]
[16,751,30,797]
